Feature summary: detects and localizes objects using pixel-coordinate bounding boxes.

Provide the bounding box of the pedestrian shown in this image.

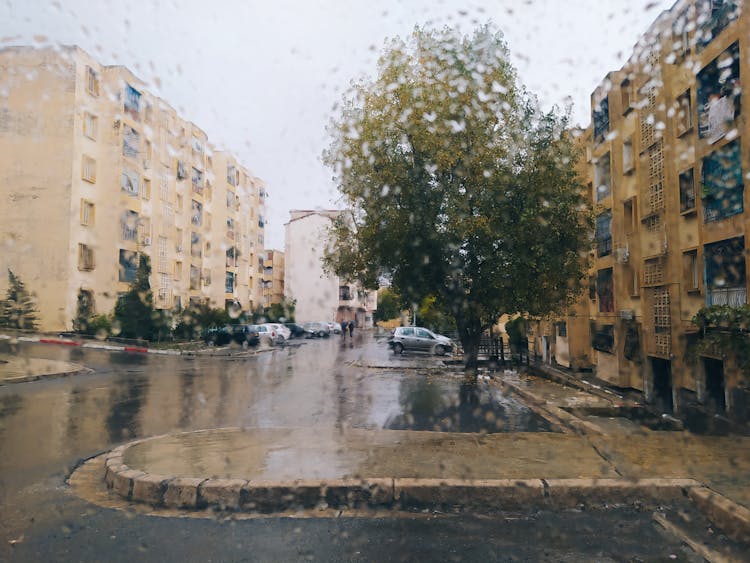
[341,320,347,338]
[348,320,354,337]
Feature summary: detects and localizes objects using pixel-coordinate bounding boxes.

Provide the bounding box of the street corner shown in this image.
[0,354,91,385]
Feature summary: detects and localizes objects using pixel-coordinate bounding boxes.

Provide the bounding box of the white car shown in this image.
[263,323,290,342]
[249,324,285,346]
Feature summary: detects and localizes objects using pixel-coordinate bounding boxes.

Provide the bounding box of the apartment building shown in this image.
[0,45,266,330]
[549,0,747,418]
[284,210,376,326]
[261,250,285,307]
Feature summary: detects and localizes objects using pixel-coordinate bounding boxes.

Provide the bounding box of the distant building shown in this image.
[284,210,376,326]
[0,45,267,330]
[262,249,285,307]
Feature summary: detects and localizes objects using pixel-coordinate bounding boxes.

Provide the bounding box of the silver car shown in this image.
[387,326,454,356]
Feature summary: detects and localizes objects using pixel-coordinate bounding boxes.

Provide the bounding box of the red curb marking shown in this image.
[124,347,148,353]
[40,339,81,346]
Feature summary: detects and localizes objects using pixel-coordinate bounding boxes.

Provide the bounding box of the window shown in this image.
[597,268,614,313]
[80,200,94,226]
[339,285,352,300]
[595,210,612,258]
[623,197,636,235]
[192,136,203,153]
[683,250,700,292]
[594,153,611,201]
[83,112,97,139]
[190,266,200,290]
[174,260,183,280]
[124,84,141,120]
[702,139,743,222]
[158,236,168,261]
[176,160,188,180]
[592,96,609,144]
[557,322,567,338]
[175,228,183,253]
[676,90,692,136]
[123,124,139,158]
[620,79,633,114]
[78,243,94,271]
[226,190,235,208]
[227,164,238,186]
[118,249,138,282]
[191,200,203,226]
[191,167,203,194]
[121,169,139,196]
[203,269,211,287]
[85,66,99,96]
[82,155,96,183]
[227,217,235,239]
[622,137,634,173]
[176,194,183,212]
[591,322,614,353]
[672,7,690,61]
[679,168,695,213]
[644,257,665,286]
[190,232,201,258]
[144,140,153,163]
[121,210,139,241]
[159,175,170,201]
[225,271,235,293]
[697,41,740,144]
[141,178,151,200]
[696,0,739,51]
[704,236,747,306]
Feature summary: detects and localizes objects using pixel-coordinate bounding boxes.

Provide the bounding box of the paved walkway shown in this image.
[0,354,87,384]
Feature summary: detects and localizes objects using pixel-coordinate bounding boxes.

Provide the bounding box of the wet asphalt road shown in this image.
[0,334,698,561]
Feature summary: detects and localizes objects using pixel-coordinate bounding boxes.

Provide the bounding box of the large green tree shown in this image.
[113,255,156,340]
[324,25,591,369]
[0,270,39,330]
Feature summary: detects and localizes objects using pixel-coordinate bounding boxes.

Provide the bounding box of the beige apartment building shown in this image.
[261,250,285,307]
[0,45,266,331]
[546,0,748,420]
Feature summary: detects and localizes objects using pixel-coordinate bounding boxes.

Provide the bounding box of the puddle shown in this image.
[383,378,558,434]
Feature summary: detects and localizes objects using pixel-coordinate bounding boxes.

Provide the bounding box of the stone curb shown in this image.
[0,366,93,386]
[688,486,750,544]
[103,443,708,514]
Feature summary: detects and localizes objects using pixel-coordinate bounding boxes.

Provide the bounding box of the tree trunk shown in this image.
[459,324,483,373]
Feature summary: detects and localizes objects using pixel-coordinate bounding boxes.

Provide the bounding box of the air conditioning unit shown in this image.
[619,309,635,320]
[614,246,629,264]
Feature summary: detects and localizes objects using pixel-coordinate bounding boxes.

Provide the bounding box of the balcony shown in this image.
[706,286,747,307]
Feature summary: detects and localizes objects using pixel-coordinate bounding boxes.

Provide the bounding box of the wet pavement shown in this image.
[2,331,750,560]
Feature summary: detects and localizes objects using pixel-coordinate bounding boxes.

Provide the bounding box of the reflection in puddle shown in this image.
[385,377,557,434]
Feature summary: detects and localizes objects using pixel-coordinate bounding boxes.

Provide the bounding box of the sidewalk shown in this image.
[0,354,89,385]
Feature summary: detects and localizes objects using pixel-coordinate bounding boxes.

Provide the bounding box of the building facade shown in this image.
[546,0,748,419]
[0,46,266,330]
[284,210,376,326]
[261,249,285,307]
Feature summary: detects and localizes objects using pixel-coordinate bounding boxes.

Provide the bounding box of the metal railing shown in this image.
[707,286,747,307]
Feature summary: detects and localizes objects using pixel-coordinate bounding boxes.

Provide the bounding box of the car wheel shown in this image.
[393,342,404,355]
[435,344,446,356]
[277,335,285,345]
[318,331,324,337]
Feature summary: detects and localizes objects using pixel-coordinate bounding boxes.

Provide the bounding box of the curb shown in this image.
[0,366,93,386]
[101,442,750,543]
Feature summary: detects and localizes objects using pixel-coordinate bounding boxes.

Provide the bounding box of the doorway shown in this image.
[703,357,726,413]
[651,357,673,413]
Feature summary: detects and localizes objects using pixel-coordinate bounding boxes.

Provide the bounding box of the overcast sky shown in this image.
[2,0,674,248]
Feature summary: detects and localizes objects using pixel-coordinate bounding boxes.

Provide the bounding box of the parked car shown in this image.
[265,323,291,341]
[302,322,330,338]
[230,324,260,347]
[284,323,306,338]
[328,322,342,334]
[248,324,285,346]
[387,326,454,356]
[202,325,233,346]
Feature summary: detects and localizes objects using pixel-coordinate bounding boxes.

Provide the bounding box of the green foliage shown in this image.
[375,288,403,322]
[87,314,112,338]
[505,316,527,348]
[266,298,296,323]
[323,25,591,367]
[692,305,750,375]
[113,255,156,340]
[418,295,456,333]
[173,304,232,340]
[72,288,95,333]
[0,270,39,330]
